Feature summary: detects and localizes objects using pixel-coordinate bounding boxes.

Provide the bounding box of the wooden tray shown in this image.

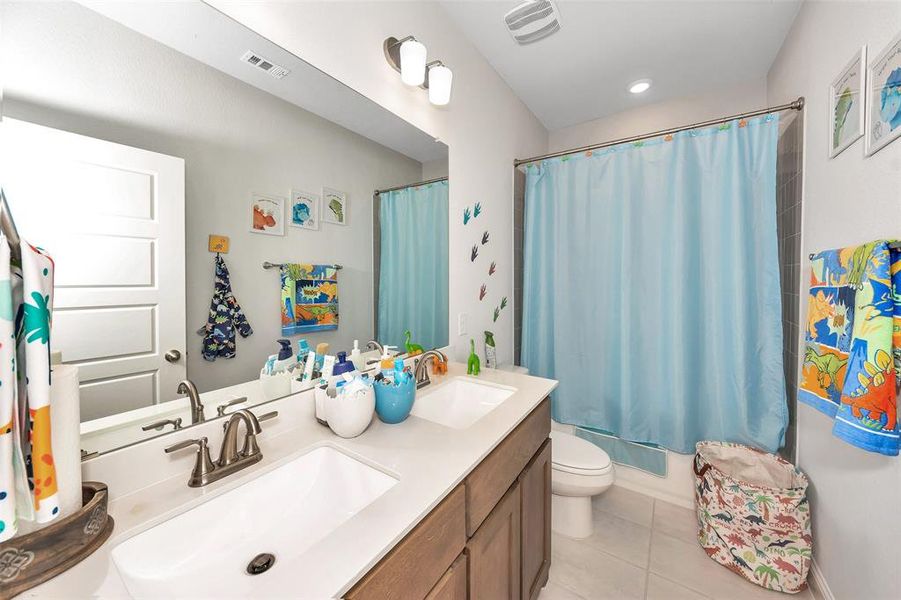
[0,482,114,599]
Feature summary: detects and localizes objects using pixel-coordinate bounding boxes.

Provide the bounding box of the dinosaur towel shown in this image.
[800,241,900,455]
[280,264,338,336]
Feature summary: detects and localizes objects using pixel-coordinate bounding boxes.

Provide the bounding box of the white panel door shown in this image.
[0,118,186,420]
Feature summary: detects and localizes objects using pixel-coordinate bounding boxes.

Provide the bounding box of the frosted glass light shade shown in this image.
[428,65,453,106]
[400,39,427,86]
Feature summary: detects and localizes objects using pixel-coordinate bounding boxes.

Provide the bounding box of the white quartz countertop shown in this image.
[23,364,557,599]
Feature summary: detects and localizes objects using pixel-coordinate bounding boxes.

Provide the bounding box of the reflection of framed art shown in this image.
[322,187,347,225]
[249,192,285,236]
[290,189,320,230]
[865,31,901,156]
[829,46,866,158]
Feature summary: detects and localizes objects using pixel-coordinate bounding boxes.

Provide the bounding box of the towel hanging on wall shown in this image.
[800,240,900,455]
[280,264,338,336]
[200,254,253,361]
[18,241,60,523]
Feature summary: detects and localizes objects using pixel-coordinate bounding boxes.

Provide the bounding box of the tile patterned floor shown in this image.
[540,486,815,600]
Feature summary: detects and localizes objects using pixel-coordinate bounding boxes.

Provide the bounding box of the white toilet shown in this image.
[550,430,615,539]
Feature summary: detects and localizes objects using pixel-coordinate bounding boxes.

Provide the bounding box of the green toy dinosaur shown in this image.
[804,346,848,390]
[467,339,481,376]
[404,330,424,355]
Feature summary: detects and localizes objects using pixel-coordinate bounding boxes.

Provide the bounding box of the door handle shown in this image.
[165,349,182,363]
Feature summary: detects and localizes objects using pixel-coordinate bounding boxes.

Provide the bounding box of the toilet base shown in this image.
[551,494,594,539]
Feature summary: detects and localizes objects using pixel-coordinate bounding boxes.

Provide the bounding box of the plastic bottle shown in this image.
[484,331,497,369]
[349,339,364,371]
[380,346,398,380]
[272,339,295,373]
[394,358,408,385]
[333,351,355,377]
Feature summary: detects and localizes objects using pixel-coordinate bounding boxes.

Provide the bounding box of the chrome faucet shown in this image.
[164,409,277,488]
[177,379,205,424]
[413,350,448,389]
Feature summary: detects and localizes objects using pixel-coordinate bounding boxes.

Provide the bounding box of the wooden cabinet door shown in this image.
[426,553,468,600]
[467,482,521,600]
[519,439,551,600]
[346,486,466,599]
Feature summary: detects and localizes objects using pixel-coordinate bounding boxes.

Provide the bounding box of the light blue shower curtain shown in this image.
[378,180,449,350]
[521,116,787,454]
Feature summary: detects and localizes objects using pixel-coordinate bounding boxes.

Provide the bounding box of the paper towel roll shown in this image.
[49,364,82,518]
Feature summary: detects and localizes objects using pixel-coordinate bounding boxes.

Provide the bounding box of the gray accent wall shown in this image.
[776,112,803,462]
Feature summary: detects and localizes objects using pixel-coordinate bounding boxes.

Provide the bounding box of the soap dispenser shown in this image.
[380,346,398,380]
[333,351,355,377]
[349,339,364,371]
[272,339,295,373]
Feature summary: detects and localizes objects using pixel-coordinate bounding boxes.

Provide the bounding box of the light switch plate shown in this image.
[458,312,467,336]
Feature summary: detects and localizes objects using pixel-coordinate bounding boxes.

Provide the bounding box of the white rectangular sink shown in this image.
[411,376,516,429]
[111,445,397,599]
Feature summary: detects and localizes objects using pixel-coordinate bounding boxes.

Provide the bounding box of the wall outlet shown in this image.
[458,312,467,336]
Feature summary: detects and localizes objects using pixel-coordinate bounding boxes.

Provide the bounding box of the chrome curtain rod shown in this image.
[514,97,805,167]
[374,176,448,196]
[262,261,343,271]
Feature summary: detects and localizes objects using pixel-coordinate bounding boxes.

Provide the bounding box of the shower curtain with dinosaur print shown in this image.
[799,240,901,455]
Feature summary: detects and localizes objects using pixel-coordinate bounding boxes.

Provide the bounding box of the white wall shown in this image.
[2,1,424,399]
[767,2,901,599]
[548,78,769,507]
[549,78,768,152]
[209,0,549,365]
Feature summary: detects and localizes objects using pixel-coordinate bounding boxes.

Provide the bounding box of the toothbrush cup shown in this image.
[374,377,416,424]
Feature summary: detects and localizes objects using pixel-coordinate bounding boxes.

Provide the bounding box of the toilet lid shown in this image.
[550,431,612,473]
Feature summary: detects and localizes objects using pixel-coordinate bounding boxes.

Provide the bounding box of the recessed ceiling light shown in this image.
[629,79,652,94]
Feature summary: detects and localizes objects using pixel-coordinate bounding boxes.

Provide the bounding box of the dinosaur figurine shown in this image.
[404,330,424,356]
[804,346,848,391]
[467,339,481,376]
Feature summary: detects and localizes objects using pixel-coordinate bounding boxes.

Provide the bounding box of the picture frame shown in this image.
[289,189,320,231]
[322,187,348,226]
[249,192,285,236]
[865,30,901,156]
[828,46,866,158]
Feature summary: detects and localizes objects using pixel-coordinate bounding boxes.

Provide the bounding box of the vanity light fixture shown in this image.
[384,36,427,86]
[426,61,453,106]
[629,79,652,94]
[384,36,453,106]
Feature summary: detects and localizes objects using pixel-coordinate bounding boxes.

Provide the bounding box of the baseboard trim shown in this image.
[808,560,834,600]
[613,479,694,510]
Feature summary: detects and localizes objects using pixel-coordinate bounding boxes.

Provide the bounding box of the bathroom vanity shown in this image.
[21,364,556,599]
[347,395,551,600]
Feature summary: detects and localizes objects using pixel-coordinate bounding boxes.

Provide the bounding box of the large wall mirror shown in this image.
[0,0,449,456]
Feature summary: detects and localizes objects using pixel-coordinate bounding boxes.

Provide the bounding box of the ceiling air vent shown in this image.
[504,0,560,45]
[240,50,290,79]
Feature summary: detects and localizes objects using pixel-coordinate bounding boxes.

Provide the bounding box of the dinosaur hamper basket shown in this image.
[693,441,811,594]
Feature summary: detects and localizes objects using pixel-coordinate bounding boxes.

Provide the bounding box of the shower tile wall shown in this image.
[513,168,525,365]
[776,113,803,462]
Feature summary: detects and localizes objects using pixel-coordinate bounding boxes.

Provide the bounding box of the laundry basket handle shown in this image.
[693,453,711,479]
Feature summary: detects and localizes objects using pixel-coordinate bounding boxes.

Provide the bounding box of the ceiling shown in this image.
[440,0,801,130]
[81,0,448,163]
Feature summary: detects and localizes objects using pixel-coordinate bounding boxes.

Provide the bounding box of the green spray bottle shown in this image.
[467,339,481,376]
[484,331,497,369]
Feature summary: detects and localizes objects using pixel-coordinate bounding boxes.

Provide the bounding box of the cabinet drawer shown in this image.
[425,553,467,600]
[346,485,466,600]
[465,398,550,536]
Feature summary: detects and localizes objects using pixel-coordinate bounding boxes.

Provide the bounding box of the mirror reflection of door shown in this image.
[0,119,187,421]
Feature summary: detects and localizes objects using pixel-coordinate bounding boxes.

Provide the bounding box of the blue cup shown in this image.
[374,377,416,424]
